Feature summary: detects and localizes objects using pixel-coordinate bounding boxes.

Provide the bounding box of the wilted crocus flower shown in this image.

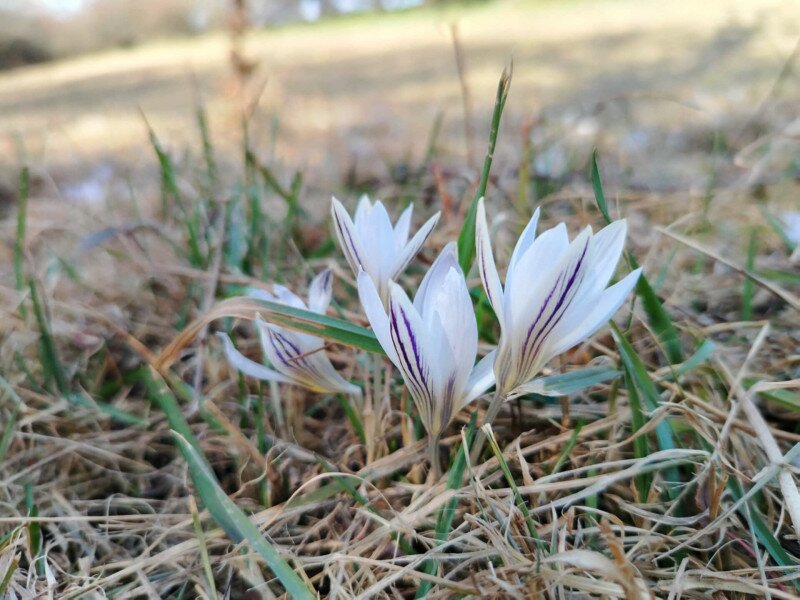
[332,195,440,304]
[218,269,360,396]
[476,198,641,400]
[358,242,495,474]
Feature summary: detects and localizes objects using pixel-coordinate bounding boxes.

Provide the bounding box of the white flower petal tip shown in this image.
[221,271,361,397]
[331,196,440,304]
[360,246,491,439]
[477,211,641,397]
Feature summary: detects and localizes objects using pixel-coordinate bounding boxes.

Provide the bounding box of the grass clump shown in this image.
[2,56,800,600]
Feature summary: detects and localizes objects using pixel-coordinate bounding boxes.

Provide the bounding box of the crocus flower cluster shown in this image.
[221,193,640,473]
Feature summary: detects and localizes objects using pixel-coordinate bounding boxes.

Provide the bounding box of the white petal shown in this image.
[508,207,541,273]
[431,267,477,398]
[246,287,276,303]
[476,198,505,326]
[303,348,362,396]
[308,268,333,314]
[394,204,413,248]
[355,200,394,286]
[459,350,497,409]
[357,270,399,365]
[331,196,368,277]
[389,211,440,281]
[217,332,292,384]
[354,194,372,226]
[413,241,459,315]
[510,227,593,387]
[271,284,307,310]
[547,268,642,358]
[580,219,628,302]
[504,221,570,327]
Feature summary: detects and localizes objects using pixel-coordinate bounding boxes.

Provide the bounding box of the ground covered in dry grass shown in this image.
[2,1,800,598]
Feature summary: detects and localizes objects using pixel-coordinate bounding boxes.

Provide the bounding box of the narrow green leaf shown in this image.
[612,324,682,499]
[742,229,757,321]
[64,391,147,428]
[550,422,583,475]
[657,339,716,382]
[196,106,217,188]
[249,297,384,355]
[0,549,20,595]
[0,375,22,464]
[338,395,366,445]
[142,368,201,452]
[484,425,542,543]
[520,367,621,397]
[758,388,800,412]
[143,114,182,218]
[621,368,650,501]
[457,65,512,274]
[14,166,29,300]
[635,274,684,364]
[24,481,43,577]
[173,432,315,599]
[29,280,68,394]
[590,150,611,225]
[728,477,800,584]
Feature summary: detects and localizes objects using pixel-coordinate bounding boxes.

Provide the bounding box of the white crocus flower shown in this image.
[476,198,642,400]
[358,242,495,475]
[331,195,440,304]
[218,269,360,396]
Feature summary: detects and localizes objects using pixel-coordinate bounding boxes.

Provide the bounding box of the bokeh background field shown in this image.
[1,0,800,597]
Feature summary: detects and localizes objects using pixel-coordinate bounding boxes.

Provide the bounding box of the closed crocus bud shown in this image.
[476,198,641,398]
[331,195,440,304]
[219,269,360,396]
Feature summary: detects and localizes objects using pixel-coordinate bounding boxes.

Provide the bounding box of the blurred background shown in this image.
[0,0,799,220]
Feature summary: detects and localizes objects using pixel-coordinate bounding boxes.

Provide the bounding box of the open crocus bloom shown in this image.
[358,242,496,438]
[218,269,360,396]
[332,195,440,304]
[476,198,642,397]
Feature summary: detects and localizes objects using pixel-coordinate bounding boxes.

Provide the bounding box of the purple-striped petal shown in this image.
[547,267,642,358]
[331,196,368,277]
[308,268,333,314]
[513,228,592,387]
[387,281,438,434]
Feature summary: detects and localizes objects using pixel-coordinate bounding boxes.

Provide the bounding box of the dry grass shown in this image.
[2,0,800,598]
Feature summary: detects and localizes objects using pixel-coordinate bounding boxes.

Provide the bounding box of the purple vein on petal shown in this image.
[388,300,432,413]
[520,238,589,378]
[333,209,365,270]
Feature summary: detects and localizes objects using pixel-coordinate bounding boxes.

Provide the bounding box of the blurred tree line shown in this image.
[0,0,436,70]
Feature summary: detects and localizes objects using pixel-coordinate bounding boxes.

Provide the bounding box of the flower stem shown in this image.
[469,389,506,464]
[428,434,442,480]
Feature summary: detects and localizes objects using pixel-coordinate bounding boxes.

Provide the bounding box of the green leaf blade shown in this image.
[173,432,315,600]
